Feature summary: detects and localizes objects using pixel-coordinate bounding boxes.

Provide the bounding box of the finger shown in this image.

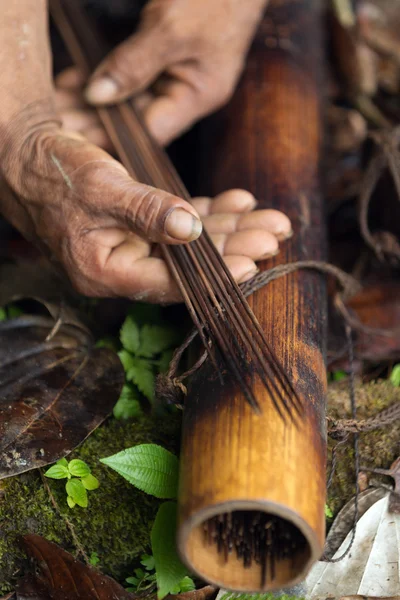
[55,67,86,90]
[203,209,293,239]
[85,28,171,105]
[144,73,234,146]
[223,256,258,284]
[191,190,257,218]
[45,133,203,245]
[210,190,257,214]
[83,127,114,152]
[102,247,258,302]
[55,88,86,111]
[143,80,203,146]
[60,109,101,133]
[210,230,279,260]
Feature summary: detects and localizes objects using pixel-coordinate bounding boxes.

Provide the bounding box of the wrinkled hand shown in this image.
[0,0,292,306]
[1,111,291,303]
[57,0,268,146]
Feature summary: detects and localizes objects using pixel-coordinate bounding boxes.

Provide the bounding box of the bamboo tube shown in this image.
[177,0,327,591]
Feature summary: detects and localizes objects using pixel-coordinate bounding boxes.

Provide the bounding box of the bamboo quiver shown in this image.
[177,0,327,591]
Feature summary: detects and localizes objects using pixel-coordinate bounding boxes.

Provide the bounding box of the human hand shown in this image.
[1,116,291,303]
[65,0,268,146]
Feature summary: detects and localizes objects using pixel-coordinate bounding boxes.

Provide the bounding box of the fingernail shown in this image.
[276,228,294,241]
[165,208,203,241]
[85,76,119,104]
[239,268,259,284]
[259,248,279,260]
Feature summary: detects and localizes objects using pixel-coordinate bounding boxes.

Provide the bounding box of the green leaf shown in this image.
[66,479,88,508]
[139,325,180,358]
[7,305,24,318]
[100,443,179,499]
[126,577,139,585]
[151,501,188,599]
[68,459,91,477]
[324,504,333,518]
[127,358,155,402]
[332,370,347,382]
[67,496,76,509]
[113,384,142,420]
[57,457,69,467]
[44,464,69,480]
[120,317,140,354]
[390,364,400,387]
[141,554,155,571]
[81,473,100,490]
[89,551,100,566]
[0,308,6,322]
[170,576,196,594]
[118,350,136,373]
[178,576,196,592]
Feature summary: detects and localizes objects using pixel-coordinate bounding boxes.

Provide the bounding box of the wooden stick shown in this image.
[177,0,327,590]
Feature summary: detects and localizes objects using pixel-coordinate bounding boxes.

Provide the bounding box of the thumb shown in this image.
[85,29,168,105]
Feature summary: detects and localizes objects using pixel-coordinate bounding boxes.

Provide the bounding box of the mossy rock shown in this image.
[326,379,400,516]
[0,412,180,594]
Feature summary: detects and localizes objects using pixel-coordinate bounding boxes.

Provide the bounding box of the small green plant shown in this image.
[44,457,99,508]
[324,504,333,519]
[0,304,24,321]
[111,306,180,418]
[330,370,347,382]
[88,551,100,567]
[390,364,400,387]
[101,444,188,599]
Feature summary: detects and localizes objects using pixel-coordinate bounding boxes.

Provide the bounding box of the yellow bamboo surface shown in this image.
[177,0,327,590]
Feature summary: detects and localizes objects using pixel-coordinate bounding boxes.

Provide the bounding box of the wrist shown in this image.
[0,1,54,126]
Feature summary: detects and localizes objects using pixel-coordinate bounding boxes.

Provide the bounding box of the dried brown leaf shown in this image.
[16,535,135,599]
[0,315,124,478]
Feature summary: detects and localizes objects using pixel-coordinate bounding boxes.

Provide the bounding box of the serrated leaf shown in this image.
[139,325,179,358]
[100,443,179,499]
[44,464,69,479]
[179,576,196,592]
[151,501,188,599]
[57,457,68,467]
[127,358,155,402]
[120,317,140,354]
[81,473,100,490]
[66,478,88,508]
[67,495,76,509]
[118,349,136,375]
[68,459,91,477]
[113,384,142,420]
[141,554,155,571]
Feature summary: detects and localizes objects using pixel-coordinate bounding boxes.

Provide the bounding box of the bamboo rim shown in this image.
[178,500,320,591]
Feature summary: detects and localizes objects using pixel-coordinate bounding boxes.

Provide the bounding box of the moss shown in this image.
[327,379,400,515]
[0,412,181,594]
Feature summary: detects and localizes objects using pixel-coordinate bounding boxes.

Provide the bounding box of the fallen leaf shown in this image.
[323,487,388,559]
[329,282,400,368]
[0,315,124,478]
[0,259,83,332]
[307,495,400,599]
[16,534,135,599]
[168,587,217,600]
